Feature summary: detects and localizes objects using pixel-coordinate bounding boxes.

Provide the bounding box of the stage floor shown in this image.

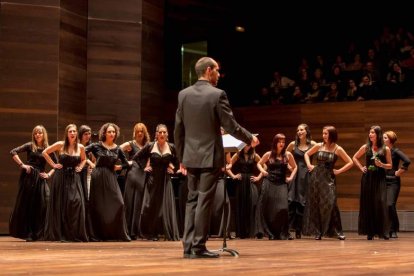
[1,232,414,275]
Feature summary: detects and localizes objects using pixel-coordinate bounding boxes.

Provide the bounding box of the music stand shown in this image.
[212,135,246,257]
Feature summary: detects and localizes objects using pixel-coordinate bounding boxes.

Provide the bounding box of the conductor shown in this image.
[174,57,259,258]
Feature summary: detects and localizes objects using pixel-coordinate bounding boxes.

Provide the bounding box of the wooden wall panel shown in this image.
[58,5,87,130]
[141,0,165,131]
[0,2,60,233]
[233,99,414,211]
[3,0,59,6]
[87,0,142,134]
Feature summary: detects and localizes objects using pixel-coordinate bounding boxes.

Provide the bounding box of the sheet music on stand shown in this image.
[222,133,258,153]
[222,134,245,153]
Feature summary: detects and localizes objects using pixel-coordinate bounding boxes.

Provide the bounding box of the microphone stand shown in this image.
[212,150,239,257]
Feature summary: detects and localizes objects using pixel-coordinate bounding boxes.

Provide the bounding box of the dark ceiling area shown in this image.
[164,1,412,105]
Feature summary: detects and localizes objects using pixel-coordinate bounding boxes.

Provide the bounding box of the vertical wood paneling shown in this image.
[0,2,60,233]
[58,4,87,130]
[141,0,165,131]
[87,0,142,136]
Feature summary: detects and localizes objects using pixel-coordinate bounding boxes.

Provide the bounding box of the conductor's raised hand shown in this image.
[251,135,260,148]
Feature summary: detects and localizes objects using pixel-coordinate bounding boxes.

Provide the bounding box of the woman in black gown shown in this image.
[226,145,262,238]
[9,125,55,241]
[353,125,392,240]
[286,123,316,239]
[133,124,180,241]
[256,133,297,240]
[383,130,411,238]
[303,126,353,240]
[120,122,150,239]
[86,123,131,241]
[42,124,88,242]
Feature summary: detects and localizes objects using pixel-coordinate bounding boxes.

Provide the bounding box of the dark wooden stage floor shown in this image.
[2,232,414,275]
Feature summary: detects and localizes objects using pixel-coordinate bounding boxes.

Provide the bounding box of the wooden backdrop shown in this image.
[0,0,164,234]
[232,99,414,211]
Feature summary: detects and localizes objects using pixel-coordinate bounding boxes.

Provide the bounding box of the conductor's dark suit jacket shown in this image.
[174,80,252,168]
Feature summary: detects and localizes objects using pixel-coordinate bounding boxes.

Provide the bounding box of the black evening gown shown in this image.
[358,148,389,238]
[209,175,231,237]
[133,142,180,241]
[123,141,146,239]
[288,146,311,234]
[386,147,410,234]
[44,154,88,241]
[9,143,53,241]
[302,150,343,238]
[256,158,290,240]
[233,157,260,238]
[86,143,130,241]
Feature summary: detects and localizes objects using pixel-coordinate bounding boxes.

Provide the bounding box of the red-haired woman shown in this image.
[256,133,297,240]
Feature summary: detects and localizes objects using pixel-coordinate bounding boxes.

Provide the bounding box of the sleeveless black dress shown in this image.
[302,150,343,238]
[358,148,389,238]
[44,154,88,241]
[133,142,180,241]
[256,158,290,239]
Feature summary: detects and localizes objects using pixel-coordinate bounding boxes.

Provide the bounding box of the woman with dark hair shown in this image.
[226,145,262,238]
[86,123,131,241]
[78,125,95,200]
[42,124,88,241]
[256,133,297,240]
[353,125,392,240]
[9,125,55,241]
[286,123,316,239]
[120,122,151,239]
[383,130,410,238]
[303,126,353,240]
[132,124,180,241]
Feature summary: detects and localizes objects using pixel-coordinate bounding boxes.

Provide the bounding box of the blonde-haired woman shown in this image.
[42,124,88,241]
[383,130,411,238]
[120,122,151,239]
[9,125,55,241]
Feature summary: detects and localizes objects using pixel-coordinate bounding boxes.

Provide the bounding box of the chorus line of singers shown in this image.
[9,122,410,242]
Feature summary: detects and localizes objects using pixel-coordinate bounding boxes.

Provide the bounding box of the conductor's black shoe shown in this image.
[337,234,346,240]
[183,251,191,259]
[367,235,374,240]
[190,250,219,259]
[315,234,322,240]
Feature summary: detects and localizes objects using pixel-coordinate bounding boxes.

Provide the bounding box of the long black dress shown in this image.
[386,147,411,234]
[288,146,311,235]
[9,143,54,241]
[358,147,389,238]
[232,155,260,238]
[123,141,146,239]
[133,142,180,241]
[209,174,232,237]
[256,158,290,240]
[44,154,88,241]
[86,143,130,241]
[302,149,343,238]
